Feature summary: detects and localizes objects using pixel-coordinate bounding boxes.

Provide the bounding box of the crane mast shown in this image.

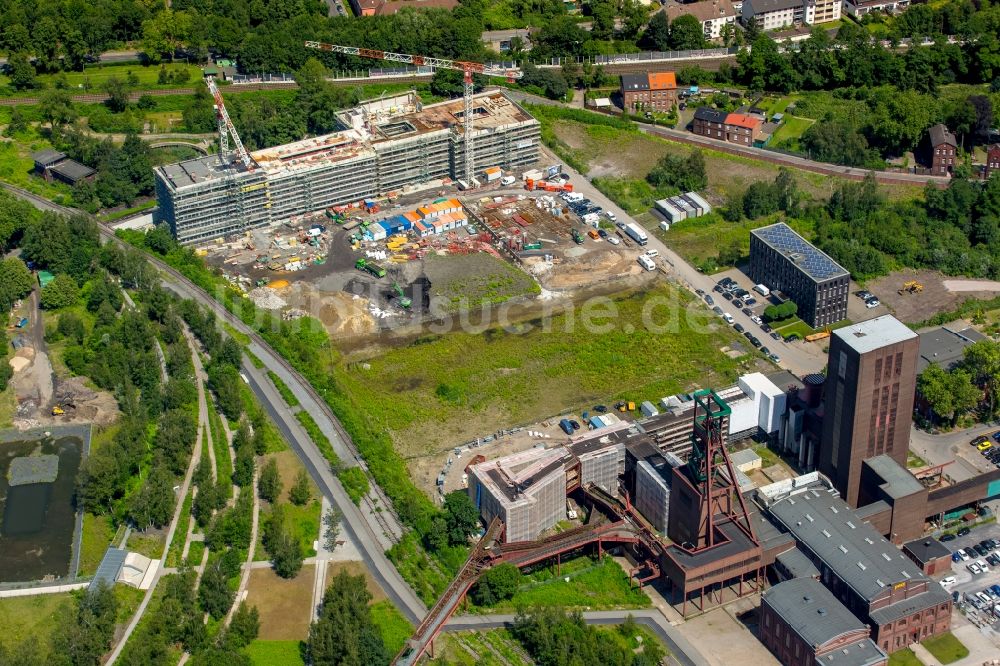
[206,77,256,171]
[303,42,521,183]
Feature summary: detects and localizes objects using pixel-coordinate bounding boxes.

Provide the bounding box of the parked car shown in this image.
[569,419,581,431]
[744,297,757,307]
[713,285,723,293]
[695,289,705,296]
[606,236,620,245]
[940,533,956,542]
[769,353,781,363]
[959,527,972,537]
[761,324,772,333]
[743,308,754,317]
[770,332,782,341]
[865,298,880,309]
[598,229,609,239]
[968,562,982,575]
[734,323,745,333]
[713,306,723,315]
[977,559,990,573]
[992,430,1000,442]
[940,576,956,587]
[751,315,763,325]
[959,548,972,559]
[732,299,744,309]
[723,291,734,301]
[972,435,989,446]
[952,552,962,562]
[974,544,989,556]
[705,295,715,305]
[855,290,873,300]
[987,554,1000,567]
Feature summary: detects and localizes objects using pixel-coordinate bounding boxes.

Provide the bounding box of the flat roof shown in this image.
[863,455,925,500]
[763,578,868,648]
[49,159,96,181]
[868,586,951,625]
[775,546,821,579]
[833,315,917,355]
[730,448,761,467]
[474,446,569,504]
[902,537,951,565]
[751,222,849,282]
[917,326,984,372]
[764,480,927,602]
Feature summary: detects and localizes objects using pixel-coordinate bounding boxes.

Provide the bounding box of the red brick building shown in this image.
[620,72,678,113]
[987,143,1000,177]
[724,112,763,145]
[761,578,887,666]
[692,107,728,140]
[902,538,953,576]
[927,124,957,176]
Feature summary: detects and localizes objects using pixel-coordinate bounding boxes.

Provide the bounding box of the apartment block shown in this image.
[620,72,678,113]
[155,91,540,244]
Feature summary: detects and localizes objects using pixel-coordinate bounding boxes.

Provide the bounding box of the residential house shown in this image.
[620,72,678,113]
[350,0,457,15]
[986,143,1000,177]
[724,112,762,145]
[843,0,910,17]
[691,107,728,140]
[927,124,957,176]
[665,0,737,41]
[742,0,803,29]
[807,0,842,24]
[31,149,96,187]
[481,29,532,53]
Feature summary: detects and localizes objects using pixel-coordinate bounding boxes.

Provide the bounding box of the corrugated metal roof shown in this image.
[91,547,126,590]
[763,578,866,647]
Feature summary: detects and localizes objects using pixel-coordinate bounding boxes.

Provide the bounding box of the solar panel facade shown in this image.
[749,223,850,327]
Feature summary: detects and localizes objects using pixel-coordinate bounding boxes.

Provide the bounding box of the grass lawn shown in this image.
[165,487,193,567]
[0,593,74,652]
[268,370,300,407]
[920,632,969,664]
[888,648,923,666]
[773,319,814,340]
[653,213,807,270]
[336,283,749,459]
[908,451,928,469]
[78,512,116,576]
[0,63,202,96]
[0,385,16,429]
[245,640,305,666]
[283,499,321,558]
[769,115,815,151]
[246,565,316,640]
[127,531,165,560]
[370,600,413,655]
[0,132,75,202]
[475,556,650,612]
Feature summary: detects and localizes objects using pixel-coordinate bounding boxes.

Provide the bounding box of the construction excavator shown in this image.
[898,280,923,295]
[393,282,412,309]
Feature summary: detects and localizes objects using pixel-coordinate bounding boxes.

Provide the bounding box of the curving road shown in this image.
[1,182,427,625]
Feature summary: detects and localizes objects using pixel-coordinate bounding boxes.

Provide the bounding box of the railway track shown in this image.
[1,182,407,545]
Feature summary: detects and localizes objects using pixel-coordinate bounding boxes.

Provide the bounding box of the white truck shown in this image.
[754,284,771,296]
[500,175,516,186]
[624,222,648,246]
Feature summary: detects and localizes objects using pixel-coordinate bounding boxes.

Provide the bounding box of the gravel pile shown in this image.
[248,287,287,310]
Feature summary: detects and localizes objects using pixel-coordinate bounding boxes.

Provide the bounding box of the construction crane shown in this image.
[303,42,522,182]
[205,77,256,171]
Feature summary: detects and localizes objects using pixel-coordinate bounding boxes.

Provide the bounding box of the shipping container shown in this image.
[483,166,502,182]
[640,401,659,417]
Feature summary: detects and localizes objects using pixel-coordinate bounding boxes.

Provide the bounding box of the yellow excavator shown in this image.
[898,280,923,295]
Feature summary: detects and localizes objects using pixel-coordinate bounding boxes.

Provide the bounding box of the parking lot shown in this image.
[942,522,1000,630]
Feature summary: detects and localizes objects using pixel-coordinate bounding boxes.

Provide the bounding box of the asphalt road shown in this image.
[910,423,1000,483]
[2,183,427,624]
[446,611,710,666]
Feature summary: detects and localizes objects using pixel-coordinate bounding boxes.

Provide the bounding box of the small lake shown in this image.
[0,434,83,582]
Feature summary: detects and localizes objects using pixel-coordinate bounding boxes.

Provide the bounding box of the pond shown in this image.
[0,434,83,583]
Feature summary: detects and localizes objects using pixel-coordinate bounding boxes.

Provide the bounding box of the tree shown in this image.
[50,582,119,666]
[199,562,235,619]
[4,105,27,136]
[647,149,707,192]
[289,469,311,506]
[40,273,81,310]
[258,457,281,503]
[918,364,954,425]
[640,12,670,52]
[763,301,798,322]
[471,563,521,606]
[0,257,33,311]
[38,89,77,128]
[668,15,708,50]
[307,570,388,666]
[223,603,260,650]
[102,77,131,114]
[963,339,1000,414]
[130,460,176,529]
[263,505,303,579]
[443,490,479,546]
[7,52,36,90]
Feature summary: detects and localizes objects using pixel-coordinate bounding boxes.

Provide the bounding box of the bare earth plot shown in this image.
[247,565,317,640]
[866,269,1000,324]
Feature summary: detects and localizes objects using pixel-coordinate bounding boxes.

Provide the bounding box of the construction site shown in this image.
[154,89,540,245]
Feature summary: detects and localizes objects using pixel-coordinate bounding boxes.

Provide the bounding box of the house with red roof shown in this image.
[724,113,763,145]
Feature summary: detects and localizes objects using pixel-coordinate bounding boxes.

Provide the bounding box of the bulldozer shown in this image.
[898,280,923,295]
[392,282,412,309]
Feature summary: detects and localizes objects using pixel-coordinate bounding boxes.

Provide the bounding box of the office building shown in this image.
[749,222,850,327]
[155,91,540,244]
[761,578,887,666]
[819,316,919,508]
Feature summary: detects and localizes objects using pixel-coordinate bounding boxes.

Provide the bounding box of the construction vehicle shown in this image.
[524,242,542,250]
[255,278,270,287]
[392,282,412,309]
[304,42,522,183]
[571,228,584,244]
[615,401,636,412]
[804,331,831,342]
[898,280,923,295]
[355,258,386,278]
[52,405,64,416]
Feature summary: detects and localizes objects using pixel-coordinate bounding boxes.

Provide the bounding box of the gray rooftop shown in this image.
[91,547,126,590]
[693,106,728,123]
[815,640,889,666]
[31,149,66,166]
[902,537,951,566]
[776,545,821,579]
[833,315,917,355]
[747,0,806,14]
[621,73,649,92]
[731,448,762,468]
[917,326,984,372]
[929,124,957,148]
[49,159,96,182]
[869,586,951,625]
[766,483,926,602]
[863,455,925,500]
[751,222,849,282]
[763,578,868,647]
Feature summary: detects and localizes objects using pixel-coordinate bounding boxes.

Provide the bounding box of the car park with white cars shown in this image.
[945,526,1000,626]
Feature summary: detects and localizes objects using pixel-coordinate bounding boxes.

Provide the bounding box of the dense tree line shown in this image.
[511,608,664,666]
[306,570,390,666]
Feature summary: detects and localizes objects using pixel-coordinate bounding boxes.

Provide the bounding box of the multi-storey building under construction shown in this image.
[154,90,540,244]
